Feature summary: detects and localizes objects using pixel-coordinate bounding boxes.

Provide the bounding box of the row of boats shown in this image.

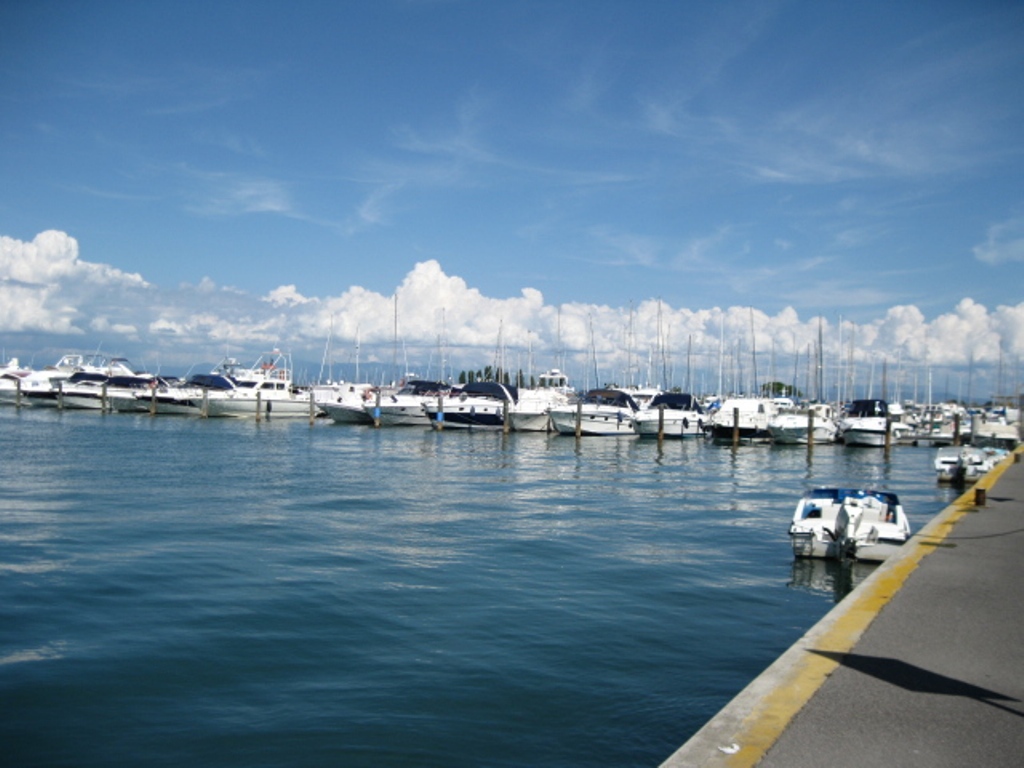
[2,353,1018,448]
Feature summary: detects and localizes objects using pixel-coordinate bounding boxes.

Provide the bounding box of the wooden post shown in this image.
[435,394,444,430]
[953,413,961,446]
[309,389,316,426]
[15,377,21,408]
[503,401,511,434]
[575,398,583,439]
[101,382,108,413]
[732,406,740,448]
[201,388,209,418]
[884,415,892,457]
[57,379,64,410]
[255,389,262,422]
[150,383,157,416]
[807,408,815,459]
[657,403,665,444]
[373,389,382,428]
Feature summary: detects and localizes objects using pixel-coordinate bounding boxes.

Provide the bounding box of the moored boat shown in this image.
[768,402,839,444]
[789,487,910,562]
[509,369,573,432]
[365,379,451,427]
[202,351,316,418]
[631,392,706,438]
[318,382,376,424]
[934,445,999,484]
[707,397,778,443]
[839,399,911,447]
[422,381,517,430]
[549,388,639,436]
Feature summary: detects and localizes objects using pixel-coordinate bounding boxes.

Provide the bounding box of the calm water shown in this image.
[0,407,956,767]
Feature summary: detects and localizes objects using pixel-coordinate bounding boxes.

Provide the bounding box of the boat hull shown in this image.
[549,408,635,436]
[321,402,373,424]
[708,425,773,443]
[510,411,552,432]
[769,424,838,444]
[790,531,846,560]
[852,539,905,563]
[632,413,705,438]
[842,428,887,447]
[204,395,315,418]
[368,404,431,427]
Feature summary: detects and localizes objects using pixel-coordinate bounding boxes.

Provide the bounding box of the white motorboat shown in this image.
[549,388,639,436]
[364,380,451,427]
[319,382,376,424]
[0,358,32,405]
[934,445,999,484]
[768,403,839,444]
[839,399,910,447]
[146,373,237,416]
[844,490,912,562]
[707,397,778,443]
[631,392,706,438]
[422,381,517,430]
[46,357,143,410]
[509,369,573,432]
[789,487,911,562]
[202,351,316,418]
[15,354,119,407]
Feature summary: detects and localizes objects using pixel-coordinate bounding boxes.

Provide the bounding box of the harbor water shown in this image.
[0,407,957,767]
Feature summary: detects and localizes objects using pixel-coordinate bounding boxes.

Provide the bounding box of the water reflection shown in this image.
[788,557,878,602]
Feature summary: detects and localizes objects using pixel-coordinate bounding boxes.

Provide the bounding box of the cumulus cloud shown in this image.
[0,231,147,335]
[0,231,147,287]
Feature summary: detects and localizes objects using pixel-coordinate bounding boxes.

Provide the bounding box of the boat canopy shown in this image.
[648,392,702,412]
[582,389,640,411]
[106,375,155,388]
[457,381,518,403]
[66,371,109,384]
[187,373,236,390]
[846,399,888,417]
[802,487,900,507]
[404,380,450,396]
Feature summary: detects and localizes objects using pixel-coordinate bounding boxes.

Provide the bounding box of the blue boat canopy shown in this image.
[405,380,450,395]
[66,371,109,384]
[582,389,640,411]
[457,381,518,402]
[648,392,702,412]
[187,373,236,390]
[846,399,887,417]
[802,487,900,507]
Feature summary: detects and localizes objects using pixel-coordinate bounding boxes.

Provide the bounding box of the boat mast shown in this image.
[749,308,759,397]
[392,294,398,386]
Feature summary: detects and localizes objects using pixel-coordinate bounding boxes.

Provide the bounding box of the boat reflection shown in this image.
[788,557,877,603]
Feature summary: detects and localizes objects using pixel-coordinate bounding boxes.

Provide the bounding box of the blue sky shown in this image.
[2,1,1023,397]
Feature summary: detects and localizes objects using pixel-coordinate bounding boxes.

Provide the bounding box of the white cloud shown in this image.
[973,215,1024,265]
[264,285,313,307]
[0,231,147,335]
[2,231,1023,398]
[0,231,147,287]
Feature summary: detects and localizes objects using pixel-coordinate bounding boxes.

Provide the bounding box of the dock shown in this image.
[660,447,1024,767]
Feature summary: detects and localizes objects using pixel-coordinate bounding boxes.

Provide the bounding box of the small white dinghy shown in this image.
[789,488,911,562]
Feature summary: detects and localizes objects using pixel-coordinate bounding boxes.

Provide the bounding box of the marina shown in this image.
[0,404,988,767]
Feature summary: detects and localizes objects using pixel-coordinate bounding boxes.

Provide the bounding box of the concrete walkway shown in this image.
[660,448,1024,768]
